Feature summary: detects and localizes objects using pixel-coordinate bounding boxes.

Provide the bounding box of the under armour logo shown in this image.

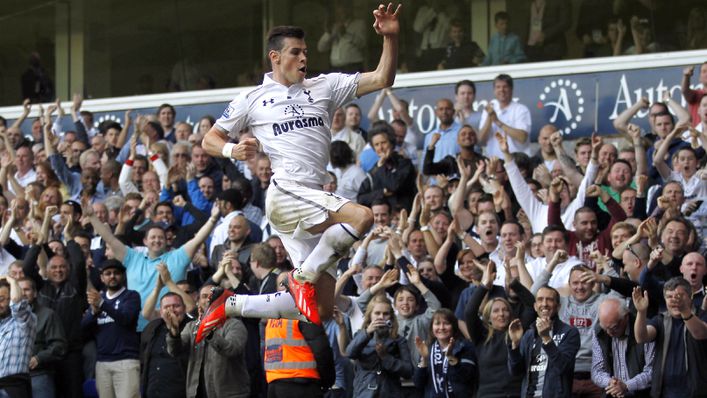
[262,98,275,107]
[303,90,314,103]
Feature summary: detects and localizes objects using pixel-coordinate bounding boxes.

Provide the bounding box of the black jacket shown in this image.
[357,152,417,212]
[24,240,87,351]
[648,312,707,398]
[30,303,68,375]
[593,313,651,398]
[140,318,190,397]
[508,316,580,398]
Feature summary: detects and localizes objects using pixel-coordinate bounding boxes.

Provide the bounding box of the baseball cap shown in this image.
[100,259,126,273]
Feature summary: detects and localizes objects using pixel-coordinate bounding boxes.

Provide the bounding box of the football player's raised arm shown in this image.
[357,4,401,97]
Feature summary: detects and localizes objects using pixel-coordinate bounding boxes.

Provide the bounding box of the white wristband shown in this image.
[222,143,236,159]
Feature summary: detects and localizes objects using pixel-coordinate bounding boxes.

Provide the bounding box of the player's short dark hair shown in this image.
[267,26,305,52]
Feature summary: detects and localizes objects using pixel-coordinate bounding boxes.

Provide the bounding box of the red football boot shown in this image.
[195,288,235,343]
[286,270,321,325]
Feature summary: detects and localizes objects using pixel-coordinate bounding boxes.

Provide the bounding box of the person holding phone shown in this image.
[346,295,412,398]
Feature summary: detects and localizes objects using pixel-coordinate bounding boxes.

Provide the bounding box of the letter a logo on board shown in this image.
[538,79,585,136]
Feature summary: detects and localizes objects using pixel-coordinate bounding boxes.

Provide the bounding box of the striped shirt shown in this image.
[591,329,655,393]
[0,300,37,377]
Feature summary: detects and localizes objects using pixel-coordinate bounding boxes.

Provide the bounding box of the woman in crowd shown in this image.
[347,294,413,397]
[357,124,417,211]
[464,263,523,397]
[413,308,478,397]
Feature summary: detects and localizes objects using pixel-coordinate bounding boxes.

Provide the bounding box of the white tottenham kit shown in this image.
[215,72,361,268]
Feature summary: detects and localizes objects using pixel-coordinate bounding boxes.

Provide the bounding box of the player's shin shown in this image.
[297,223,360,282]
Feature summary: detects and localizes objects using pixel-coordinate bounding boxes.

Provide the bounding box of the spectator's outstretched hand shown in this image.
[21,99,31,117]
[647,246,663,270]
[626,123,641,141]
[495,132,509,154]
[591,133,602,158]
[508,319,523,347]
[585,184,601,198]
[419,202,431,226]
[210,202,221,219]
[481,261,496,288]
[635,174,648,196]
[445,337,459,365]
[376,268,399,291]
[632,287,649,312]
[71,93,82,113]
[428,132,441,149]
[173,195,187,208]
[386,229,403,258]
[87,288,101,314]
[548,249,568,269]
[638,218,656,239]
[415,336,429,359]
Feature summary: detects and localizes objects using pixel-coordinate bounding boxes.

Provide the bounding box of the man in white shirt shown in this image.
[479,74,531,158]
[317,4,367,73]
[198,5,402,342]
[11,144,37,194]
[524,225,584,290]
[331,107,366,157]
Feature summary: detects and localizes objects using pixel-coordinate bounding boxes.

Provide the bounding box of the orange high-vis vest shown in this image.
[264,318,320,383]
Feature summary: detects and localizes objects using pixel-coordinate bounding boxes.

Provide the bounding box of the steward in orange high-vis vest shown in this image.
[263,318,335,398]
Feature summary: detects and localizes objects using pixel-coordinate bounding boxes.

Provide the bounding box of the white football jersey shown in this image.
[216,72,360,186]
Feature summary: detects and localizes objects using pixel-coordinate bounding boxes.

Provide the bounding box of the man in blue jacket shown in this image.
[508,285,580,398]
[81,259,141,398]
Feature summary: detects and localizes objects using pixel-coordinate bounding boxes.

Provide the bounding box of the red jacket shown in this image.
[548,196,626,271]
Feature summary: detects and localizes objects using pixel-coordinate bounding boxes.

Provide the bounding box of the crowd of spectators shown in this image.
[0,60,707,398]
[314,0,707,77]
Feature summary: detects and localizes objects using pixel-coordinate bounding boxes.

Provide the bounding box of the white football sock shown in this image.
[299,223,360,279]
[225,292,306,321]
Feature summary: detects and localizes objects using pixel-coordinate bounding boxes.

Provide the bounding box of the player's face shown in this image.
[272,37,308,86]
